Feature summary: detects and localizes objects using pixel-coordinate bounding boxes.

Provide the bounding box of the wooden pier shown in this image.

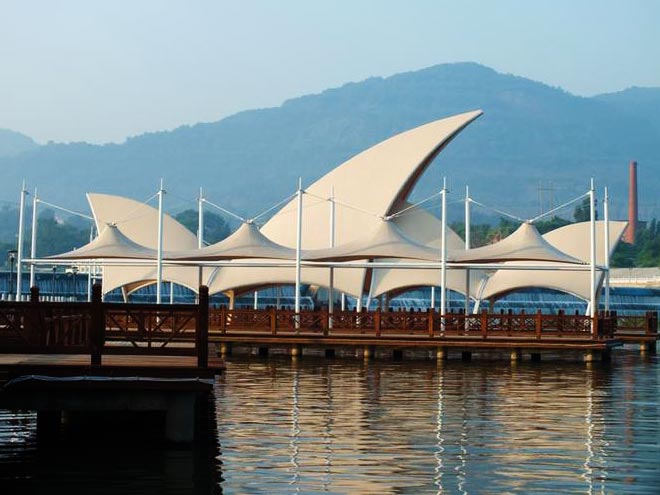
[0,285,223,442]
[206,306,657,360]
[1,285,658,442]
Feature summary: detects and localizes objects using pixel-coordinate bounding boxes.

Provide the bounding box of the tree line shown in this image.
[0,200,656,268]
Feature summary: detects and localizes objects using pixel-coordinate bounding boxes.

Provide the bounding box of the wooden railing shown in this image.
[207,307,638,340]
[0,285,210,368]
[2,289,656,359]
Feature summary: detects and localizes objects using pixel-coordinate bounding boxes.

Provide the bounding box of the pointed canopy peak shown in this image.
[304,218,439,262]
[451,221,583,264]
[168,221,295,261]
[48,223,156,260]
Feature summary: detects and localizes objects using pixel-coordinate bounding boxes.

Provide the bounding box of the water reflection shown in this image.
[2,354,660,493]
[0,402,222,494]
[216,355,660,494]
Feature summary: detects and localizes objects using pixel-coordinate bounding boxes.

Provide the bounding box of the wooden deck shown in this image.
[0,284,657,363]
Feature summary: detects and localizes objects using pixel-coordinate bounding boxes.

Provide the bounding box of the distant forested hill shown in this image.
[1,63,658,221]
[0,129,38,157]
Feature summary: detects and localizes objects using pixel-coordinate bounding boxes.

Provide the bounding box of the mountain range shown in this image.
[1,63,659,222]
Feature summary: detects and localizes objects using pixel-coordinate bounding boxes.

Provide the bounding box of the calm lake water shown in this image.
[2,351,660,494]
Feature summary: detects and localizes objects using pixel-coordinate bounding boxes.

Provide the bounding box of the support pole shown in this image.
[294,178,303,327]
[604,187,611,312]
[430,286,435,310]
[589,179,597,332]
[328,187,335,322]
[253,290,258,310]
[440,178,448,330]
[16,181,28,300]
[197,187,204,296]
[86,226,94,302]
[156,179,165,304]
[464,185,471,315]
[29,188,38,288]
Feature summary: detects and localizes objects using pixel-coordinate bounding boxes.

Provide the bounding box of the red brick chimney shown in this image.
[623,160,638,244]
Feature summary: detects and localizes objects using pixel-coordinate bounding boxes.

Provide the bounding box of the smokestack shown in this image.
[624,160,638,244]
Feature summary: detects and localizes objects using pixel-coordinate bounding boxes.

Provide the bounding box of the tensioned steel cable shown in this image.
[304,190,383,220]
[387,190,443,219]
[36,198,94,221]
[251,191,299,223]
[469,198,527,223]
[111,191,160,226]
[527,191,589,224]
[201,197,246,224]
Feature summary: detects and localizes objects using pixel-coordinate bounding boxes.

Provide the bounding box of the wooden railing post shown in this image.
[645,311,657,336]
[220,306,227,334]
[196,285,209,369]
[90,283,104,367]
[28,286,41,346]
[270,307,277,335]
[428,308,434,337]
[374,308,381,337]
[535,310,542,340]
[480,310,488,339]
[592,312,599,338]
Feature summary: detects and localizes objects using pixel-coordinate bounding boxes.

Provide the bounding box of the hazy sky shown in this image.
[2,0,659,144]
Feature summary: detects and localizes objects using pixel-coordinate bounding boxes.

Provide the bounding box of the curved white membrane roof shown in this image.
[87,193,212,294]
[208,110,483,296]
[49,223,155,260]
[479,221,628,301]
[76,110,625,305]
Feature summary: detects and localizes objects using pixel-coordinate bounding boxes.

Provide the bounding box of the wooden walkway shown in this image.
[0,284,657,363]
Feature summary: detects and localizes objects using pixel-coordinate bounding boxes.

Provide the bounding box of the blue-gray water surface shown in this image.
[1,352,659,494]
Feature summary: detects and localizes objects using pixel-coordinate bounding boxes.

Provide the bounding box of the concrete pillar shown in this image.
[36,410,61,442]
[258,347,269,358]
[641,342,657,355]
[325,348,336,358]
[220,342,232,356]
[291,344,302,357]
[392,349,403,361]
[510,350,522,362]
[165,393,196,443]
[436,347,446,361]
[584,350,596,363]
[461,351,472,362]
[363,345,374,359]
[531,352,541,362]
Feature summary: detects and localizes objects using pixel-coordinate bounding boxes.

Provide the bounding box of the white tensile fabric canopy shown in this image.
[304,219,440,262]
[451,222,583,265]
[207,110,484,297]
[48,223,156,260]
[86,193,212,294]
[478,221,628,302]
[168,222,295,261]
[69,110,624,308]
[368,203,487,299]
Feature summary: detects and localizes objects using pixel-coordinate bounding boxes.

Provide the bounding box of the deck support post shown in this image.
[510,349,522,362]
[196,285,209,369]
[36,410,61,442]
[531,352,541,362]
[291,344,302,357]
[165,393,196,443]
[436,347,446,361]
[220,342,232,356]
[325,348,335,359]
[584,350,596,363]
[258,347,269,358]
[392,349,403,361]
[363,345,374,359]
[90,283,104,367]
[461,351,472,362]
